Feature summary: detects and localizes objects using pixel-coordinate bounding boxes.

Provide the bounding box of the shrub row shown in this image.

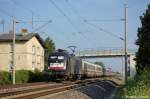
[0,71,11,85]
[0,70,50,85]
[116,68,150,98]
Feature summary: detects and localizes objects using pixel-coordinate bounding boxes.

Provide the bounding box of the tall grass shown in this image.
[121,68,150,98]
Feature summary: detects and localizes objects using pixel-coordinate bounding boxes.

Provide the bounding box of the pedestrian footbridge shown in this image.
[76,48,137,78]
[76,48,136,58]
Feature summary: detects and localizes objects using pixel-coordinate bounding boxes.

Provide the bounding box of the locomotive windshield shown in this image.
[48,52,68,71]
[49,56,65,63]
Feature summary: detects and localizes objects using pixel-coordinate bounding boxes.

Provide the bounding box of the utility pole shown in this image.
[124,4,128,83]
[12,20,16,84]
[32,12,34,32]
[12,20,19,84]
[1,19,5,33]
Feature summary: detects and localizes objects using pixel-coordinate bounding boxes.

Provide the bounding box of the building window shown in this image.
[18,56,21,60]
[37,47,40,55]
[37,47,40,51]
[32,45,36,54]
[32,62,35,69]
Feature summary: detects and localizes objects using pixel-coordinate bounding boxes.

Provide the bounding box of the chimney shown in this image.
[21,29,28,36]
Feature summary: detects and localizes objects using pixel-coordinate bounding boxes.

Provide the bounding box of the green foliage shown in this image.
[0,71,11,85]
[44,64,49,72]
[136,3,150,74]
[94,61,105,68]
[118,68,150,98]
[0,70,51,85]
[44,37,55,71]
[29,70,49,82]
[44,37,55,53]
[15,70,30,83]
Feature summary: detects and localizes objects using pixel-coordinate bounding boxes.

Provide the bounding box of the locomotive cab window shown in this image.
[49,56,65,63]
[58,56,64,59]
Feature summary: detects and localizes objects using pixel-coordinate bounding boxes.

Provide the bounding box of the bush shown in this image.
[0,71,11,85]
[0,70,51,85]
[120,67,150,98]
[15,70,30,83]
[29,70,50,82]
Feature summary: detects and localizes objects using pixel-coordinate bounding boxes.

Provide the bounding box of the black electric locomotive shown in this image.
[48,49,82,80]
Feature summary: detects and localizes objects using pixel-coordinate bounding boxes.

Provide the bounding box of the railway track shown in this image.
[0,79,118,99]
[37,79,118,99]
[0,82,47,93]
[0,79,98,99]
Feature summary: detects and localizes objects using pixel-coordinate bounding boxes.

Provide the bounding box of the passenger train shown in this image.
[48,49,117,80]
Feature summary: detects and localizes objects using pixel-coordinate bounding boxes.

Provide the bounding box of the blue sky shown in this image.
[0,0,149,72]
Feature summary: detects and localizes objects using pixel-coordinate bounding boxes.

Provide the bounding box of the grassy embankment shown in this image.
[115,68,150,99]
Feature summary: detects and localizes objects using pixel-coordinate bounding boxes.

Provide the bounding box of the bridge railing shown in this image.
[76,48,137,57]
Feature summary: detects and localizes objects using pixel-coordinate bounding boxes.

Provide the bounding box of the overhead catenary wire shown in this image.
[0,8,34,31]
[9,0,41,31]
[84,19,134,45]
[48,0,94,45]
[0,8,52,36]
[84,20,124,41]
[0,9,18,20]
[84,19,123,22]
[9,0,40,16]
[69,1,116,49]
[65,0,125,43]
[65,0,108,46]
[32,20,52,33]
[49,0,78,33]
[65,0,83,22]
[65,0,99,43]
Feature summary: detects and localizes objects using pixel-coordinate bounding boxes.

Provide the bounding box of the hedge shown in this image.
[0,70,51,85]
[0,71,11,85]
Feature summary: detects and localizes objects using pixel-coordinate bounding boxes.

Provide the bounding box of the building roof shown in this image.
[0,33,45,48]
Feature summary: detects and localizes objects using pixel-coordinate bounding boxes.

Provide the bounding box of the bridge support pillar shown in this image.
[128,55,136,78]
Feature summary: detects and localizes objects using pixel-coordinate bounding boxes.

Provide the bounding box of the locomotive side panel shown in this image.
[65,56,81,79]
[65,56,74,79]
[74,57,82,78]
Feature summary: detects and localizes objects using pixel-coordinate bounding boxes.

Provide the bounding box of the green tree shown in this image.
[136,3,150,75]
[94,61,105,68]
[44,37,55,71]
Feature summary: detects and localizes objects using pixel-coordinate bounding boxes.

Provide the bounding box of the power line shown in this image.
[65,0,124,42]
[65,0,92,37]
[32,20,52,32]
[0,9,18,19]
[65,0,100,43]
[65,0,83,22]
[49,0,80,33]
[9,0,40,31]
[84,20,124,40]
[64,0,106,45]
[85,19,123,22]
[48,0,93,44]
[65,0,125,45]
[9,0,40,16]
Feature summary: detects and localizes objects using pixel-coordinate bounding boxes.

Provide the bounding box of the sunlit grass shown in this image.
[116,68,150,99]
